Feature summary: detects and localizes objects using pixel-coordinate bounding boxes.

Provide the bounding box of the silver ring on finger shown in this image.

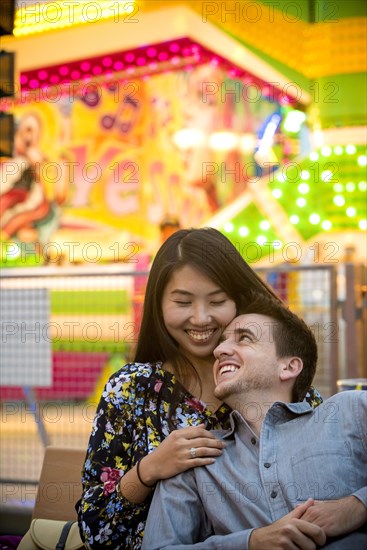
[189,447,196,459]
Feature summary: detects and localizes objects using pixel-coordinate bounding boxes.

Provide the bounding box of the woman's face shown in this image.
[162,265,236,362]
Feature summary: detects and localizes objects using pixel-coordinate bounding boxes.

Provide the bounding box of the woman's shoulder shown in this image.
[106,361,167,387]
[98,362,168,410]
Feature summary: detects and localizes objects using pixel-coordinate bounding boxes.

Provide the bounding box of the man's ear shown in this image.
[279,357,303,382]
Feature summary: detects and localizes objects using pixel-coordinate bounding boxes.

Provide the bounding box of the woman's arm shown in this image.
[120,425,226,503]
[77,367,149,549]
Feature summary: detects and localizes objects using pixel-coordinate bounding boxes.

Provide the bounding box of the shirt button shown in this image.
[264,462,271,468]
[270,490,277,498]
[251,438,256,445]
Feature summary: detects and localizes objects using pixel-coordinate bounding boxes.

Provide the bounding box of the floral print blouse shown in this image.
[76,362,323,549]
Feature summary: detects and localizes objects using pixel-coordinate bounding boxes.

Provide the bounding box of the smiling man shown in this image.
[142,298,367,550]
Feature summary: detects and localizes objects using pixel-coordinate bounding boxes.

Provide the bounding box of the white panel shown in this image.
[0,288,52,387]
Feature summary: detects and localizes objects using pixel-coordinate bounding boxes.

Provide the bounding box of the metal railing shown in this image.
[0,262,365,492]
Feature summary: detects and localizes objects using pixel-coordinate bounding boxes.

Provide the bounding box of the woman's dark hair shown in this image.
[239,294,318,401]
[134,228,283,417]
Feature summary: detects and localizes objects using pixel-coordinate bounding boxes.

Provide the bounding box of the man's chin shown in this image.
[214,384,231,401]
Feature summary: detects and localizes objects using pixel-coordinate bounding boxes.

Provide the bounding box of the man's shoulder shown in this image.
[317,390,366,413]
[323,389,366,403]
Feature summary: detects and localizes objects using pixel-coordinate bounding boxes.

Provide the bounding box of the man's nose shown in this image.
[214,340,234,359]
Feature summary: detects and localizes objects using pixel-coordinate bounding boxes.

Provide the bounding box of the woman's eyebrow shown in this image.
[169,289,225,296]
[170,289,192,295]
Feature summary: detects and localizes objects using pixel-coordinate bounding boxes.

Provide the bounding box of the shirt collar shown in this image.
[223,400,313,438]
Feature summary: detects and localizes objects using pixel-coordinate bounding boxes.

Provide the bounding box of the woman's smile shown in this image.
[185,328,217,343]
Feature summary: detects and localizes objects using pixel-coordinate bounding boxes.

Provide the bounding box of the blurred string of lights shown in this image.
[0,37,298,109]
[173,108,305,163]
[221,144,367,262]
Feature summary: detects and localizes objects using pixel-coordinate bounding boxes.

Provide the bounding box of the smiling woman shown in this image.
[76,227,323,549]
[162,265,236,363]
[161,264,237,411]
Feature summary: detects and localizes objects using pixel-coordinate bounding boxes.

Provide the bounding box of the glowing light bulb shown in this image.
[239,226,249,237]
[172,129,205,150]
[301,170,310,180]
[346,182,355,192]
[322,220,332,230]
[257,235,267,246]
[272,188,282,198]
[296,198,306,207]
[309,214,320,224]
[359,220,367,230]
[169,43,180,53]
[223,222,234,233]
[333,146,343,155]
[346,207,356,217]
[290,215,299,224]
[38,70,48,80]
[358,181,367,191]
[346,144,356,154]
[298,183,309,194]
[334,195,345,206]
[321,170,333,182]
[309,152,319,161]
[333,183,343,193]
[102,57,112,67]
[59,65,69,76]
[357,155,367,166]
[283,110,306,133]
[260,220,270,230]
[147,47,157,58]
[209,132,239,151]
[321,146,332,157]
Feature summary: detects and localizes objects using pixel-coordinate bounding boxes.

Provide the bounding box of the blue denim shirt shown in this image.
[142,391,367,549]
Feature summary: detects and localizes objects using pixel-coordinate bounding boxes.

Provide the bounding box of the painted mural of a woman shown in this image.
[0,111,68,257]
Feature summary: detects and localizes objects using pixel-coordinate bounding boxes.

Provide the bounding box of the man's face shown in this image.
[213,313,282,402]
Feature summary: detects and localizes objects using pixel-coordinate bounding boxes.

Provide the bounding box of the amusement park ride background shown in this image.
[1,0,366,266]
